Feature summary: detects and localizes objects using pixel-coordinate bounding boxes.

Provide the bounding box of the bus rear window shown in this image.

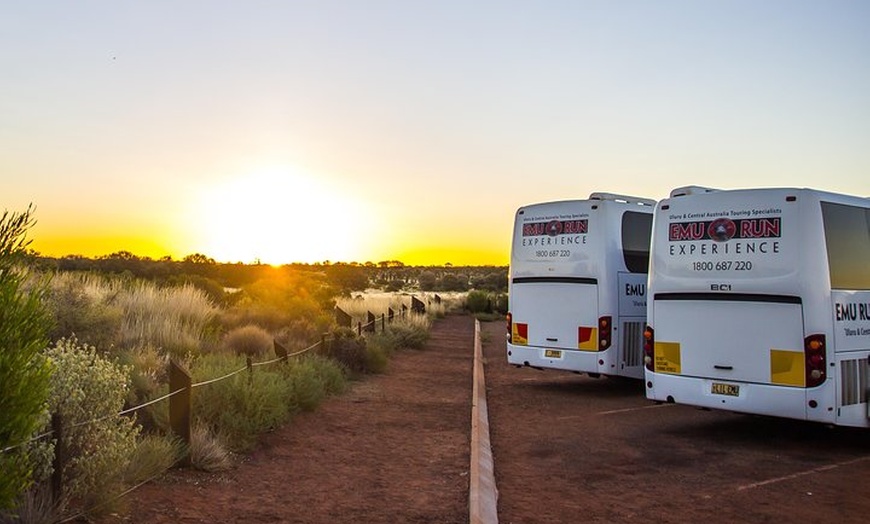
[822,202,870,290]
[622,211,652,273]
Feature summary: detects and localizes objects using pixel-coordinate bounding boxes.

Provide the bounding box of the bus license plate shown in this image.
[711,382,739,397]
[544,349,562,359]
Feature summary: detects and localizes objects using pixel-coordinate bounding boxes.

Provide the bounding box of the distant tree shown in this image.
[324,263,369,293]
[183,253,216,265]
[101,250,140,261]
[417,270,437,291]
[0,205,53,510]
[439,272,469,291]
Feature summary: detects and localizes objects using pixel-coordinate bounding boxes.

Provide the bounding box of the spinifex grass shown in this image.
[117,282,217,358]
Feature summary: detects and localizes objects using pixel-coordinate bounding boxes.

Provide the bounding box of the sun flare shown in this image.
[191,166,370,264]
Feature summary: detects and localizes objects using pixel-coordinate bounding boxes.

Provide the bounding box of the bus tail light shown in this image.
[506,312,512,343]
[598,316,612,350]
[804,334,826,387]
[643,326,655,371]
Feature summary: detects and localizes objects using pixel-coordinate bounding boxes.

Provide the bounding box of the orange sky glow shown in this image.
[4,2,869,267]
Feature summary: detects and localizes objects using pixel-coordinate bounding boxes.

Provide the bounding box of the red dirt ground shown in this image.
[97,315,870,524]
[99,315,474,524]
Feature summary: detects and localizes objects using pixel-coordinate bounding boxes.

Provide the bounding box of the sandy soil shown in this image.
[96,315,870,524]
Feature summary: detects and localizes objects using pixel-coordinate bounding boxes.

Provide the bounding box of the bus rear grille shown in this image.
[622,321,643,368]
[840,358,867,407]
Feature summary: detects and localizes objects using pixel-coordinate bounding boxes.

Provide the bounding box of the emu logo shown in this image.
[708,218,736,242]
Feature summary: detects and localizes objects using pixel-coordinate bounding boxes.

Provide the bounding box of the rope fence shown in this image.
[1,300,425,520]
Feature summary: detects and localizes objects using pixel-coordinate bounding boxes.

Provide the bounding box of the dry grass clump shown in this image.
[189,425,232,472]
[221,325,273,357]
[117,282,217,358]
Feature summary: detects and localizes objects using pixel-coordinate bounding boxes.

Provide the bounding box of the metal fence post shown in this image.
[169,359,192,466]
[274,340,288,363]
[334,306,352,328]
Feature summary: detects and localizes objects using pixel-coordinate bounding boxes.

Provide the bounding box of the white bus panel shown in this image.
[507,192,654,379]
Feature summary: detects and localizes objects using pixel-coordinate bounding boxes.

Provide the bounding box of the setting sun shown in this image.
[189,167,373,264]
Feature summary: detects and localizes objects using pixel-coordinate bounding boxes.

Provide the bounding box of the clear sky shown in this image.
[2,1,868,266]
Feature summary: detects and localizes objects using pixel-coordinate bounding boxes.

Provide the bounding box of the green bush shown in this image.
[387,318,430,349]
[0,206,53,511]
[124,434,183,485]
[40,337,140,515]
[44,273,123,350]
[305,354,347,396]
[363,341,390,374]
[465,290,492,313]
[117,345,168,410]
[221,325,273,357]
[191,354,292,451]
[322,328,368,375]
[283,360,326,412]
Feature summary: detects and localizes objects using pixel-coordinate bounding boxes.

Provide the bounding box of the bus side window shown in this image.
[622,211,653,274]
[821,202,870,290]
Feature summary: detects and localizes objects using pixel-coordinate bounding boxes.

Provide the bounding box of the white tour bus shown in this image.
[644,186,870,427]
[507,192,655,379]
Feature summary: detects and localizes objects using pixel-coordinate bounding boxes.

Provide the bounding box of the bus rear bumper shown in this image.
[507,343,603,374]
[644,371,827,422]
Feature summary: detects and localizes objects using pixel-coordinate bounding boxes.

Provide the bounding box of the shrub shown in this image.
[40,337,140,515]
[283,360,326,412]
[117,345,167,405]
[0,206,53,511]
[363,340,390,374]
[279,354,349,410]
[388,317,431,349]
[124,434,183,485]
[305,354,347,396]
[191,354,292,451]
[322,328,368,375]
[43,272,123,350]
[221,325,273,357]
[465,290,492,313]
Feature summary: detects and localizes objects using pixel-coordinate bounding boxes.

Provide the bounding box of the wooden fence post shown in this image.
[381,313,386,332]
[388,307,395,323]
[169,359,192,466]
[357,321,362,336]
[274,340,288,362]
[51,413,64,504]
[334,307,352,328]
[366,311,376,333]
[411,296,426,315]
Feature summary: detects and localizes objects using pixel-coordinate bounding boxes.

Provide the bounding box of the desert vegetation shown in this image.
[0,208,506,522]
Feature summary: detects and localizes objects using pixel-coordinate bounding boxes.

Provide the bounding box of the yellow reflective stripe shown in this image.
[770,349,805,386]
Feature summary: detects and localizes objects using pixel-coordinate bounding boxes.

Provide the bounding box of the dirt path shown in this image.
[479,319,870,524]
[106,315,475,524]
